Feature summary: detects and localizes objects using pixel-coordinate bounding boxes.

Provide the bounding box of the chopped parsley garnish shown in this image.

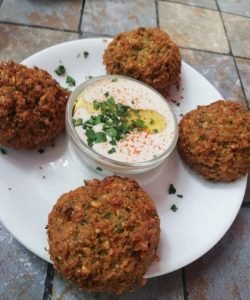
[80,96,149,148]
[73,118,83,126]
[0,148,7,155]
[38,149,45,154]
[83,51,89,58]
[108,147,116,154]
[177,194,183,198]
[154,129,158,133]
[103,212,112,219]
[170,204,178,212]
[66,75,76,86]
[111,78,118,82]
[54,65,66,76]
[150,119,155,125]
[168,183,176,194]
[134,119,146,128]
[96,167,103,171]
[95,132,107,143]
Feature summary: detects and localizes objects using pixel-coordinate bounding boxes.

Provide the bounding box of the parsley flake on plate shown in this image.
[66,75,76,86]
[54,65,66,76]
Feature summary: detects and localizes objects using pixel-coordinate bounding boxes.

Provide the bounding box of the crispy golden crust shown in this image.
[103,27,181,96]
[177,100,250,181]
[47,176,160,294]
[0,61,69,149]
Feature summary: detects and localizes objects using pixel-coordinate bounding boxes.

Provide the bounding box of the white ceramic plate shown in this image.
[0,39,247,278]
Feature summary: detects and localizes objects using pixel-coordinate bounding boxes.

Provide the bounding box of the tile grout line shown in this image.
[179,45,250,60]
[155,0,160,28]
[214,0,233,56]
[0,20,79,34]
[78,0,86,33]
[165,0,219,12]
[161,0,250,19]
[182,268,188,300]
[43,263,55,300]
[215,0,249,106]
[232,56,249,108]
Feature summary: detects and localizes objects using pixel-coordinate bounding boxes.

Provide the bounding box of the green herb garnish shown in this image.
[168,183,176,194]
[95,132,107,143]
[134,119,146,128]
[103,212,112,219]
[73,118,83,126]
[54,65,66,76]
[108,147,116,154]
[83,51,89,58]
[38,149,45,154]
[81,95,147,148]
[154,129,158,133]
[177,194,183,198]
[96,167,103,171]
[0,148,7,155]
[66,75,76,86]
[170,204,178,212]
[111,78,118,82]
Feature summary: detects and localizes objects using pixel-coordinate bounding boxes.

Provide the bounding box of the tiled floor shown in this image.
[0,0,249,299]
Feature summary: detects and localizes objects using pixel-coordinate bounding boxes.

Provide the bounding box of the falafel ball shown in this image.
[177,100,250,181]
[103,27,181,96]
[0,61,69,149]
[47,176,160,294]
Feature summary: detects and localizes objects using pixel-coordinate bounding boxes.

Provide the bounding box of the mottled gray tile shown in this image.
[235,57,250,104]
[218,0,250,17]
[163,0,217,10]
[0,24,79,62]
[186,208,250,299]
[0,0,82,30]
[81,0,157,36]
[180,48,245,103]
[52,270,183,300]
[222,13,250,58]
[159,2,229,53]
[0,223,47,300]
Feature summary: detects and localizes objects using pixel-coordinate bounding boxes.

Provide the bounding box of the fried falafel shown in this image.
[177,100,250,181]
[103,27,181,96]
[0,61,69,149]
[47,176,160,294]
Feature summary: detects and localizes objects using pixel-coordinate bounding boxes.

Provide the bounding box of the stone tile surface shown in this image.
[180,48,245,103]
[222,13,250,58]
[0,223,47,300]
[243,177,250,203]
[186,208,250,299]
[159,2,229,53]
[163,0,217,10]
[0,0,82,30]
[81,0,157,36]
[52,270,183,299]
[235,57,250,103]
[0,24,79,62]
[218,0,250,17]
